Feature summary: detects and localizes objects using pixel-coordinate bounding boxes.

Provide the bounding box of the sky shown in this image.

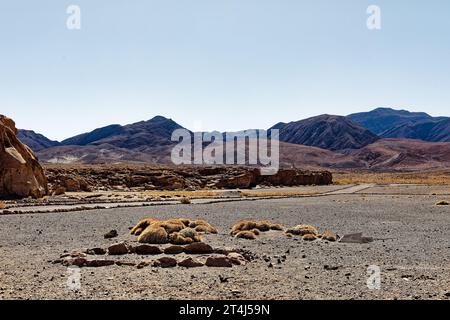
[1,0,450,141]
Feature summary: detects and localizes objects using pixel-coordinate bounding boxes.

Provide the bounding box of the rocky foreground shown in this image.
[0,184,449,300]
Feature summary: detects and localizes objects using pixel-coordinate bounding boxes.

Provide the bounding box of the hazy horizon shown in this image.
[2,1,450,141]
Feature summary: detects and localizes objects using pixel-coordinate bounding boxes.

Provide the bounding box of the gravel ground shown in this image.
[1,185,449,300]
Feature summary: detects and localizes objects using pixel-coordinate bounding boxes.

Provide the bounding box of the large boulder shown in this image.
[0,115,48,198]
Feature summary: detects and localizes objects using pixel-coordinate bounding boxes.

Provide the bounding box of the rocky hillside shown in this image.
[18,130,60,152]
[275,115,379,151]
[348,107,450,142]
[347,107,434,136]
[61,116,185,149]
[381,118,450,142]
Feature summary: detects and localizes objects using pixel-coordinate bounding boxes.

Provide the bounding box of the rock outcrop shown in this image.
[45,164,332,192]
[0,115,48,198]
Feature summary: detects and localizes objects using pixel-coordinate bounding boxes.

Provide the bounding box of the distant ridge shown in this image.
[14,108,450,171]
[348,107,450,142]
[17,130,60,152]
[274,114,379,151]
[61,116,185,149]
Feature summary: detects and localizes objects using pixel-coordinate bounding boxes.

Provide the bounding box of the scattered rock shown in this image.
[205,256,233,268]
[104,230,118,239]
[154,257,177,268]
[134,244,163,255]
[62,257,87,267]
[115,261,136,267]
[227,252,247,265]
[108,242,130,255]
[324,265,340,271]
[184,242,214,254]
[85,248,106,255]
[136,261,150,269]
[164,245,184,255]
[86,259,116,267]
[178,257,204,268]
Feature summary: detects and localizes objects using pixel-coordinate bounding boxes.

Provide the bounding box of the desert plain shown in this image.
[1,182,449,300]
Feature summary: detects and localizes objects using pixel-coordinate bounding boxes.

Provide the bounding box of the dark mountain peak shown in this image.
[148,115,171,122]
[269,122,287,130]
[17,129,60,152]
[370,107,431,117]
[347,107,433,136]
[60,116,186,149]
[278,114,379,151]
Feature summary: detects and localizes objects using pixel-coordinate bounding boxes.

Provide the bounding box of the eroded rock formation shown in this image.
[45,164,332,192]
[0,115,48,198]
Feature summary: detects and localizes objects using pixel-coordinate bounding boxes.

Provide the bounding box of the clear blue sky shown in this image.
[1,0,449,141]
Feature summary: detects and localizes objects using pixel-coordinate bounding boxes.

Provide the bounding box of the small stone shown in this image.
[164,245,184,255]
[178,257,204,268]
[184,242,213,254]
[136,261,149,269]
[104,229,118,239]
[108,242,129,255]
[85,260,116,267]
[324,265,339,271]
[205,256,233,268]
[227,252,246,265]
[134,245,162,255]
[85,248,106,255]
[155,257,177,268]
[62,257,87,267]
[115,261,136,267]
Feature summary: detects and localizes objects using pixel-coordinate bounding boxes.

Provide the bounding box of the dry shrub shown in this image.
[0,201,7,210]
[436,200,450,206]
[231,219,284,237]
[270,223,284,231]
[130,217,161,235]
[230,220,258,235]
[285,224,318,236]
[235,230,256,240]
[131,217,213,244]
[169,232,194,245]
[137,226,169,244]
[180,197,191,204]
[189,219,218,234]
[157,220,185,234]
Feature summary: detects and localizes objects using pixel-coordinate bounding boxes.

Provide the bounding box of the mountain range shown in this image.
[16,107,450,171]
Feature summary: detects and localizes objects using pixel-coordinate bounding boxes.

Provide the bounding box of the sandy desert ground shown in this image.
[0,184,449,300]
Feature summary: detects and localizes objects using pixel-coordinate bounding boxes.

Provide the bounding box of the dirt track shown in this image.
[1,184,449,300]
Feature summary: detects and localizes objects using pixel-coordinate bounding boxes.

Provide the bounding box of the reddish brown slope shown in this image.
[349,138,450,170]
